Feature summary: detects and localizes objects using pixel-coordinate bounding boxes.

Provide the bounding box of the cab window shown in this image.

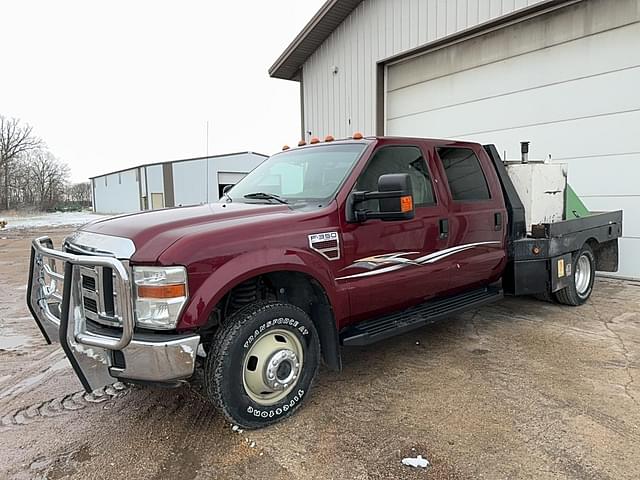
[355,146,435,212]
[437,147,491,201]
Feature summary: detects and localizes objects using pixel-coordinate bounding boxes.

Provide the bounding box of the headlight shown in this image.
[133,266,188,330]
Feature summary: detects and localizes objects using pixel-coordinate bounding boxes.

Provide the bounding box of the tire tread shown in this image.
[554,245,595,306]
[205,301,319,428]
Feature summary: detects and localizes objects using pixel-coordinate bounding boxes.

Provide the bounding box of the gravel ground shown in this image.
[0,227,639,479]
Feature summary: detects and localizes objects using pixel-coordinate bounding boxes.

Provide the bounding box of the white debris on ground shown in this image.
[402,455,430,468]
[0,211,110,230]
[231,425,244,434]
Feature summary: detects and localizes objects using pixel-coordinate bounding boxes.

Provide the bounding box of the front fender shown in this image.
[177,247,345,330]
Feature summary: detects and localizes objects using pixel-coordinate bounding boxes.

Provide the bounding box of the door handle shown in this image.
[494,212,503,231]
[439,218,449,239]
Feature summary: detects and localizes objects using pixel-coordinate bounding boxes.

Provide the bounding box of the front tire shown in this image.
[205,301,320,429]
[554,244,596,306]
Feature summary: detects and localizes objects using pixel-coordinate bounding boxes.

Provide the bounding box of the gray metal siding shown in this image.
[92,153,267,214]
[301,0,549,140]
[92,168,141,214]
[172,153,266,206]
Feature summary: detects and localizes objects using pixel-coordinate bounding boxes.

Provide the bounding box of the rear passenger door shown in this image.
[434,145,507,292]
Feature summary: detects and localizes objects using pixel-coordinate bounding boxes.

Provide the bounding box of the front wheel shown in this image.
[205,301,320,429]
[555,244,596,306]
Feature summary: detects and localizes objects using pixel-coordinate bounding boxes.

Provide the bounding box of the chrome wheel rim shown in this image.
[242,329,303,406]
[575,254,592,297]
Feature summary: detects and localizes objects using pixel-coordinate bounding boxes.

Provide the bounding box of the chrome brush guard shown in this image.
[29,236,134,348]
[27,235,199,392]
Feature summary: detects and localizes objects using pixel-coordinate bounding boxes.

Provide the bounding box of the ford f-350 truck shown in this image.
[27,135,622,428]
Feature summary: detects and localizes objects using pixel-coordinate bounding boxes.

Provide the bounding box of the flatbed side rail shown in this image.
[535,210,623,238]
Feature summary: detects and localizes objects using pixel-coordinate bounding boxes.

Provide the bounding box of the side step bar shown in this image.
[340,287,503,347]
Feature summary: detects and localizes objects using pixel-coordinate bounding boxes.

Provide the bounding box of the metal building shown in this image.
[270,0,640,279]
[91,152,267,214]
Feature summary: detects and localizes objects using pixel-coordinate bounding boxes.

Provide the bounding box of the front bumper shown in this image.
[27,236,199,392]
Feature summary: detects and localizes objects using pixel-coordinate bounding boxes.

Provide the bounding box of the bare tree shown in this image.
[23,150,70,210]
[68,182,92,205]
[0,116,42,209]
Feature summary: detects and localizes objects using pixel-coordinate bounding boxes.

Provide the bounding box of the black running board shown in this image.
[340,287,503,346]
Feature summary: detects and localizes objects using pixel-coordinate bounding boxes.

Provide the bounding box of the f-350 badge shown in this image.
[308,232,340,260]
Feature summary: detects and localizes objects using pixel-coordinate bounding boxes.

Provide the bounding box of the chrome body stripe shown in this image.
[335,241,501,281]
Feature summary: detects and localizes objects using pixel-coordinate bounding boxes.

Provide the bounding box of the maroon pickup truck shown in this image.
[27,135,622,428]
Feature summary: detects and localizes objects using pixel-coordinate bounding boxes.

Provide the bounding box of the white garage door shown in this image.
[385,7,640,279]
[218,172,247,185]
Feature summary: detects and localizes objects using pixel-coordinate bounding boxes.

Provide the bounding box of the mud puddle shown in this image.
[0,331,34,352]
[0,356,68,400]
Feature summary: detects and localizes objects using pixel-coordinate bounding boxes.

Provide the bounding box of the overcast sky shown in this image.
[0,0,325,182]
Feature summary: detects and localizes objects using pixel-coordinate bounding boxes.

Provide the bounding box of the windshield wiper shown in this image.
[243,192,289,204]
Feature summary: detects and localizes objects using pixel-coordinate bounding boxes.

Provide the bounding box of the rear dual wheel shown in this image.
[205,301,320,429]
[554,244,596,306]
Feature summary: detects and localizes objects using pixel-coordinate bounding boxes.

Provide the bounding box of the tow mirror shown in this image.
[349,173,415,222]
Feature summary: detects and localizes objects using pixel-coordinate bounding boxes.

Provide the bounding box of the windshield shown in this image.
[225,143,367,204]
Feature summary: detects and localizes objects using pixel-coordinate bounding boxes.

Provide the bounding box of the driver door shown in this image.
[338,144,452,324]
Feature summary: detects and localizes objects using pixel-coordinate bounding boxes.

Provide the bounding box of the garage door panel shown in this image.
[580,196,640,237]
[389,110,640,164]
[387,22,640,119]
[610,238,640,279]
[218,172,246,184]
[388,15,640,92]
[564,154,640,198]
[387,67,640,138]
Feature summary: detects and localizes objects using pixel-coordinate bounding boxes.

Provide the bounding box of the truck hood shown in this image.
[81,203,290,262]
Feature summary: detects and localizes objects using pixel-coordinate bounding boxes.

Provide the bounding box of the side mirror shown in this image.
[349,173,415,222]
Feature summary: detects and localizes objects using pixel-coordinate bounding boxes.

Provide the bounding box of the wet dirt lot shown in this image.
[1,227,639,479]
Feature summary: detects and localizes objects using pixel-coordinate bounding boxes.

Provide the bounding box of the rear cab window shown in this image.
[436,147,491,202]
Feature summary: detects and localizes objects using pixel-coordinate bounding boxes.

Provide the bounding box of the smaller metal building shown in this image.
[91,152,267,214]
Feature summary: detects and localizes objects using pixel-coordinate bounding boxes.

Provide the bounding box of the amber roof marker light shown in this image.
[325,135,335,142]
[282,145,290,151]
[310,136,320,144]
[352,132,364,140]
[298,140,307,146]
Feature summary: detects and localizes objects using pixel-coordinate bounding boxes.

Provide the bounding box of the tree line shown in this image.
[0,115,91,211]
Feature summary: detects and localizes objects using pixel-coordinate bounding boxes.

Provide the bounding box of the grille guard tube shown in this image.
[27,235,200,393]
[29,236,134,350]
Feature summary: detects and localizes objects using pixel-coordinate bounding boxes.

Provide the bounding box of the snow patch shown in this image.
[0,211,110,230]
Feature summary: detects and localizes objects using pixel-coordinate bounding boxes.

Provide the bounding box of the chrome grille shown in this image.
[81,274,96,291]
[78,265,121,328]
[83,296,98,313]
